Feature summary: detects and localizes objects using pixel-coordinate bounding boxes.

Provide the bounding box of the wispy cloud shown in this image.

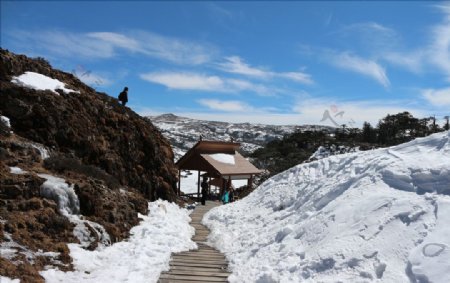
[218,56,314,85]
[422,87,450,107]
[198,99,252,112]
[140,72,223,91]
[140,71,276,96]
[329,52,390,88]
[8,30,215,65]
[381,4,450,81]
[428,4,450,81]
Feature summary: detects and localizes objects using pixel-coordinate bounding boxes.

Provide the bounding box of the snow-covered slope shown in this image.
[204,131,450,283]
[149,113,333,160]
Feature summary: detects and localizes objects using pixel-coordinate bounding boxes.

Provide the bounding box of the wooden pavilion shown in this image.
[176,140,263,198]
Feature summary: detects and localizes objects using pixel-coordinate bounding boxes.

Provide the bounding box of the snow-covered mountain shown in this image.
[204,131,450,283]
[149,113,333,160]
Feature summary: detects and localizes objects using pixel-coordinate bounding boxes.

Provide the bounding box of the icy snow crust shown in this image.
[204,131,450,283]
[41,200,196,283]
[11,71,78,94]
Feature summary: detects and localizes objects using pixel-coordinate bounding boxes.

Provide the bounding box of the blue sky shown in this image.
[1,1,449,126]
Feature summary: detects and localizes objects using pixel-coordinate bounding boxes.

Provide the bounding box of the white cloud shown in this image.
[422,87,450,107]
[383,51,424,73]
[8,30,214,65]
[330,52,390,88]
[218,56,269,78]
[140,71,276,96]
[198,99,251,112]
[380,4,450,81]
[428,4,450,81]
[140,72,224,91]
[218,56,314,85]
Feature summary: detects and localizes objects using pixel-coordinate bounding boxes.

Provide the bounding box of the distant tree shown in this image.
[362,122,377,143]
[444,116,450,131]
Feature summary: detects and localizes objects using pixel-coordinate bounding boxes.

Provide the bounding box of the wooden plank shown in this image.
[159,279,225,283]
[176,252,226,258]
[170,262,228,268]
[172,252,226,258]
[174,256,225,260]
[169,265,230,273]
[163,270,230,277]
[159,274,228,282]
[170,259,227,265]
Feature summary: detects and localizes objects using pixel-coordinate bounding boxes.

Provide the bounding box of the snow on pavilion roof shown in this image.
[176,140,262,176]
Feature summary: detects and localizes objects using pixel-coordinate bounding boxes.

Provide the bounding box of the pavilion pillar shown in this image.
[197,171,201,202]
[177,170,181,196]
[248,174,253,190]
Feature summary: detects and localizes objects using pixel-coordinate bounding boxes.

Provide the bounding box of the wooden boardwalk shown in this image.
[159,201,230,283]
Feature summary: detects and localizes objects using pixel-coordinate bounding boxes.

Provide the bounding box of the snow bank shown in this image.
[0,276,20,283]
[41,200,196,283]
[11,71,78,94]
[204,131,450,282]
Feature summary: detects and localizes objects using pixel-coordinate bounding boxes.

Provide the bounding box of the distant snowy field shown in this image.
[204,131,450,283]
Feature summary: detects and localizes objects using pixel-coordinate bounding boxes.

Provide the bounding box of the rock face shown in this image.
[0,49,177,200]
[0,49,178,282]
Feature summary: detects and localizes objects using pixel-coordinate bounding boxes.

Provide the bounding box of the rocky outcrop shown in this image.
[0,49,179,282]
[0,48,177,200]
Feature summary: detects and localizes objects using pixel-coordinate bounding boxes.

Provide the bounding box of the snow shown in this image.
[0,230,61,266]
[309,144,359,161]
[38,174,110,248]
[0,276,20,283]
[38,174,80,215]
[203,131,450,282]
[9,166,27,174]
[31,143,50,159]
[179,170,248,194]
[209,153,235,165]
[11,71,78,94]
[40,200,196,283]
[1,115,11,128]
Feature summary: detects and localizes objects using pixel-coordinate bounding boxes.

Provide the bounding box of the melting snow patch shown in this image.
[31,143,50,160]
[40,200,196,283]
[11,71,78,94]
[37,173,110,248]
[1,115,11,128]
[9,166,27,174]
[209,153,235,165]
[38,174,80,215]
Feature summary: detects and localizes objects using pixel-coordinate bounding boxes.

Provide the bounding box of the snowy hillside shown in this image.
[204,131,450,282]
[149,113,333,160]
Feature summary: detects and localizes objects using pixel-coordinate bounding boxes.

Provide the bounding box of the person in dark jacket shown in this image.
[118,87,128,106]
[201,177,208,205]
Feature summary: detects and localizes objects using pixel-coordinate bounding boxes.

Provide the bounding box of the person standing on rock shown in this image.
[118,87,128,106]
[201,176,208,205]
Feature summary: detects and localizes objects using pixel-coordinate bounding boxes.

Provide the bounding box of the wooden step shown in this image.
[159,201,229,282]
